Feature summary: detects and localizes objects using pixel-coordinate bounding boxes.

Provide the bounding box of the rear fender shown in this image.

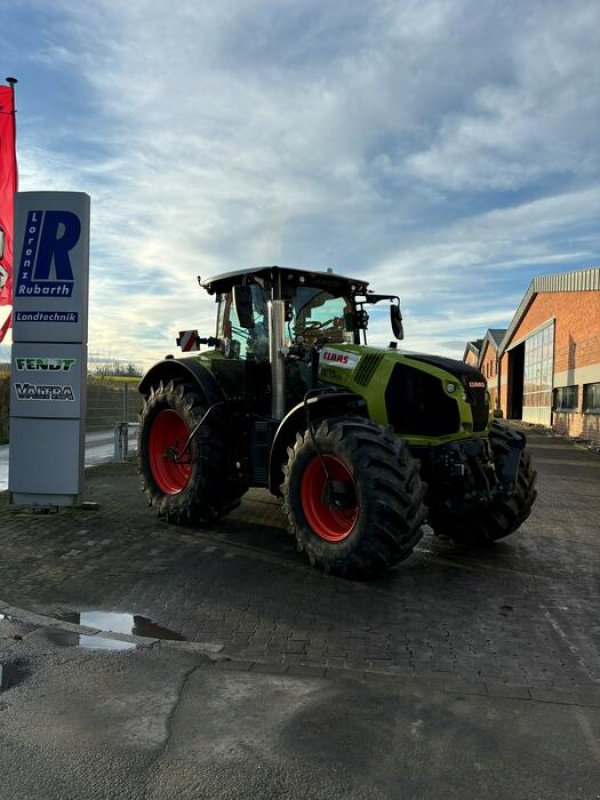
[268,391,368,494]
[138,357,224,406]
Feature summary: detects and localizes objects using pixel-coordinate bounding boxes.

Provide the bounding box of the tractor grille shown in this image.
[401,353,490,434]
[384,363,461,436]
[353,354,383,386]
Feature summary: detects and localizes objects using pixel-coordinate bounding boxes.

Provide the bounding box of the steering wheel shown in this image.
[295,319,334,338]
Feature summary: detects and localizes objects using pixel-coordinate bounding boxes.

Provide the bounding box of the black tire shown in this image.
[137,380,246,523]
[282,418,428,579]
[430,421,538,545]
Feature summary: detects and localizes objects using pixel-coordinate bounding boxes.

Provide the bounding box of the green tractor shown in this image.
[137,265,537,579]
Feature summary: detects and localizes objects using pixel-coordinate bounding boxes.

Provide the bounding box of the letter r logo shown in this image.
[33,211,81,281]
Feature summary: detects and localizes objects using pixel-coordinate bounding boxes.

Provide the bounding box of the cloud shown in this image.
[404,4,599,191]
[1,0,598,365]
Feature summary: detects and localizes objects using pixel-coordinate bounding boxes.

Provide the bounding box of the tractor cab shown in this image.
[200,265,403,419]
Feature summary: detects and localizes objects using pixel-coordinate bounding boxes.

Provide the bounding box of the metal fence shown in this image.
[86,379,141,462]
[86,379,140,430]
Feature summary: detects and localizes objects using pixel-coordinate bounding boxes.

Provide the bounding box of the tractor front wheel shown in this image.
[138,380,245,523]
[429,421,537,545]
[282,418,427,579]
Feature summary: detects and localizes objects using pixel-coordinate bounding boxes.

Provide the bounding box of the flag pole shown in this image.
[0,76,17,344]
[4,76,17,180]
[5,76,17,187]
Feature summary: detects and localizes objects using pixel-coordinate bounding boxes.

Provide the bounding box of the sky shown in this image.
[0,0,598,369]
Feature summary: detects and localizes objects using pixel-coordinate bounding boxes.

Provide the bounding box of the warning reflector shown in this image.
[176,330,200,352]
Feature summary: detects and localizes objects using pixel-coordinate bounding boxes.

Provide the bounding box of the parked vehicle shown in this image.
[138,266,537,579]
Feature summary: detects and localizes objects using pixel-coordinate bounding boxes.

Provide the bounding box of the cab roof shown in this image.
[199,265,369,297]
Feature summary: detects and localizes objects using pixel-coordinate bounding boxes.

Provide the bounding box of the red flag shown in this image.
[0,310,11,341]
[0,81,17,341]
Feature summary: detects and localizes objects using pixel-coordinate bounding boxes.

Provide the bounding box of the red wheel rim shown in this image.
[300,455,358,541]
[149,409,192,494]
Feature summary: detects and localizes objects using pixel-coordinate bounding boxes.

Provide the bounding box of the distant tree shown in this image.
[125,362,142,377]
[90,359,142,379]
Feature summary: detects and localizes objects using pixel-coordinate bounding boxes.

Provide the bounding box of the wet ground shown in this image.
[1,425,599,798]
[1,427,599,689]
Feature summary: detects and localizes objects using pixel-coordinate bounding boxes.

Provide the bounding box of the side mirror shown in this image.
[233,285,255,329]
[391,303,404,340]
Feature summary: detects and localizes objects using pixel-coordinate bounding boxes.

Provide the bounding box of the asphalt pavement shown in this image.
[0,425,599,799]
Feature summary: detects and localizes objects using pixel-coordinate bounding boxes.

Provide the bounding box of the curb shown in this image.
[2,600,599,709]
[0,601,224,658]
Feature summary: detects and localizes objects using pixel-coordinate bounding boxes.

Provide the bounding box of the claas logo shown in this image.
[322,351,349,365]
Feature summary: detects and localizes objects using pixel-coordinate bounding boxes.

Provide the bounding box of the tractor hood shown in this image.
[317,344,490,441]
[319,345,487,387]
[401,352,487,385]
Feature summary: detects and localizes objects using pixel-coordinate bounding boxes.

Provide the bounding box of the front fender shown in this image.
[268,390,368,494]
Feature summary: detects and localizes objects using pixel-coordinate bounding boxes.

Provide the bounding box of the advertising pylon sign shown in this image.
[9,191,90,507]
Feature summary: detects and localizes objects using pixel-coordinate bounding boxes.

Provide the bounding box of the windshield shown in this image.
[218,285,354,359]
[289,288,353,347]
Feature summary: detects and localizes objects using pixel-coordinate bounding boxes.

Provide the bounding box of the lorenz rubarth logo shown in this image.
[16,209,81,298]
[15,383,75,401]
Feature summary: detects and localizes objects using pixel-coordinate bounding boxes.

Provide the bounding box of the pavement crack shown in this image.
[55,652,96,669]
[142,662,200,799]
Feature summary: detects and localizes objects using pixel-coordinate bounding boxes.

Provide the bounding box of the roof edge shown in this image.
[499,266,600,355]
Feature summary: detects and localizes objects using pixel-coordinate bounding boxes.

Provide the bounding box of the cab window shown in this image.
[218,285,269,360]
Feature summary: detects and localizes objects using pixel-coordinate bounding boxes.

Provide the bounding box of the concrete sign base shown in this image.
[9,417,85,506]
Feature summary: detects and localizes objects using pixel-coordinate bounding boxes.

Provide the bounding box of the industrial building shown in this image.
[464,267,600,445]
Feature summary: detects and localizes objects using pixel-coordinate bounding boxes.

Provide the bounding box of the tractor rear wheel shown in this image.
[282,418,427,579]
[429,421,537,545]
[138,380,245,523]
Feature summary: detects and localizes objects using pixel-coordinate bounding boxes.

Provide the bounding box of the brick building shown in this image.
[479,329,506,413]
[462,339,482,368]
[464,267,600,445]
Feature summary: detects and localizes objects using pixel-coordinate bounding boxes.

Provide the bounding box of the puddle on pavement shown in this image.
[47,630,137,651]
[47,611,186,651]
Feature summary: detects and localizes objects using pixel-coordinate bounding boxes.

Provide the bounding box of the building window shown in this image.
[553,385,579,412]
[523,324,554,408]
[583,383,600,414]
